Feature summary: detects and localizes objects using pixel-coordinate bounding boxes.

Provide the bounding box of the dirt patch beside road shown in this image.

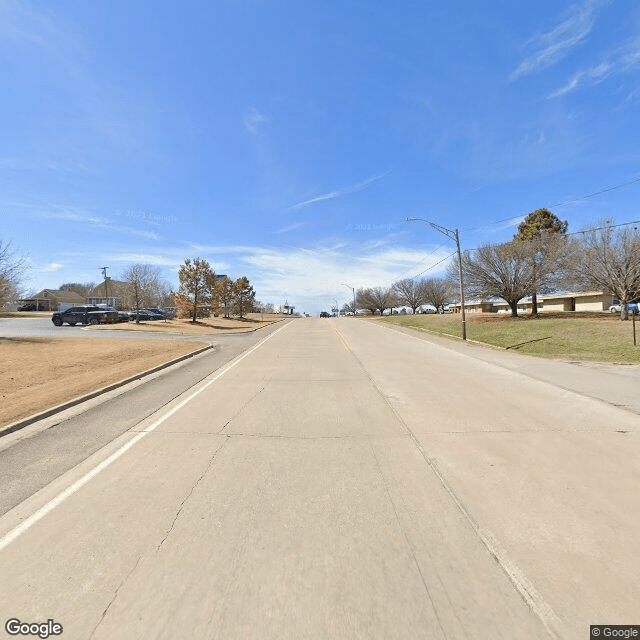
[0,337,206,427]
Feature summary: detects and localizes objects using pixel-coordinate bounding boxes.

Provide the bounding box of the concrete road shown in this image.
[0,318,638,639]
[0,322,288,515]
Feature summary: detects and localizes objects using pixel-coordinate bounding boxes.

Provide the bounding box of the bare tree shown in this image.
[450,234,568,317]
[368,286,397,316]
[392,278,426,314]
[0,240,28,307]
[177,258,217,323]
[154,281,175,308]
[122,264,162,322]
[420,277,454,313]
[451,241,534,317]
[59,282,96,299]
[565,222,640,320]
[355,288,378,315]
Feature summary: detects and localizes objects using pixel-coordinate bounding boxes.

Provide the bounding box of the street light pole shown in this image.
[340,282,356,316]
[406,217,467,341]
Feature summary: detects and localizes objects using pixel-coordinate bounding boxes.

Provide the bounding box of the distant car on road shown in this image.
[610,303,639,314]
[319,311,331,317]
[51,306,118,326]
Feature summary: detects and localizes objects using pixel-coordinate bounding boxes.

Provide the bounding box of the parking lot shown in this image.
[0,316,195,341]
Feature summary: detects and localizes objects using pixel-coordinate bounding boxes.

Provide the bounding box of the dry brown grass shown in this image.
[0,337,205,427]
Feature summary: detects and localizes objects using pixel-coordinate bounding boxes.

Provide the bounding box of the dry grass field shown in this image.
[0,337,205,427]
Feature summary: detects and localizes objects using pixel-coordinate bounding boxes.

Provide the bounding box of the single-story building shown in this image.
[20,289,85,311]
[540,291,616,312]
[449,300,496,313]
[449,291,616,314]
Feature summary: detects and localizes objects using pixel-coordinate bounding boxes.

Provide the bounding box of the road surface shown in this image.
[1,318,638,639]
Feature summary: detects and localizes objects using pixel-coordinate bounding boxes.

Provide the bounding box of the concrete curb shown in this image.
[0,343,215,439]
[374,319,505,350]
[85,316,289,336]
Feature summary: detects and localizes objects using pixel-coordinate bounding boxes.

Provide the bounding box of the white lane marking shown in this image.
[0,321,290,552]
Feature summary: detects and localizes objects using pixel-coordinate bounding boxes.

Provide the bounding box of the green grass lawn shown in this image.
[377,312,640,363]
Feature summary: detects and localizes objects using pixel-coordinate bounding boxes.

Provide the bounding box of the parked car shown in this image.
[319,311,330,317]
[18,303,44,311]
[143,307,174,319]
[102,307,131,322]
[51,305,118,326]
[128,309,165,321]
[609,303,639,314]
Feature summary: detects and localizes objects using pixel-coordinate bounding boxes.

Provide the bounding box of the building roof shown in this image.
[32,289,85,304]
[88,280,130,297]
[541,291,607,300]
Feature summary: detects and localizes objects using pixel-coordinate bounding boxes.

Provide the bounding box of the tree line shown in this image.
[0,248,261,323]
[121,258,258,323]
[350,210,640,321]
[352,277,454,317]
[174,257,256,322]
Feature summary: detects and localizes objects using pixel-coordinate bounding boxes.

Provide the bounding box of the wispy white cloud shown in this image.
[23,236,453,313]
[548,36,640,98]
[615,86,640,110]
[474,217,525,236]
[237,241,453,310]
[511,0,607,80]
[105,253,184,268]
[275,221,306,234]
[1,200,163,241]
[0,0,87,79]
[288,171,391,211]
[39,209,107,226]
[243,107,269,134]
[547,61,613,97]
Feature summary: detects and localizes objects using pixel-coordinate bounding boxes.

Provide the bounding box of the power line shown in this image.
[566,219,640,236]
[408,252,456,279]
[463,174,640,234]
[386,251,456,286]
[404,219,640,282]
[400,242,448,274]
[550,176,640,208]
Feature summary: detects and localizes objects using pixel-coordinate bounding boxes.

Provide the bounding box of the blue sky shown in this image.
[2,0,640,314]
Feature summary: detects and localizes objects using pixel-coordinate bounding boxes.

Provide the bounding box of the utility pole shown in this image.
[100,267,110,306]
[340,282,356,316]
[406,217,467,341]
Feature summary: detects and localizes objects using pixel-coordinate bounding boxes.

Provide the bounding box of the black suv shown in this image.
[51,306,118,326]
